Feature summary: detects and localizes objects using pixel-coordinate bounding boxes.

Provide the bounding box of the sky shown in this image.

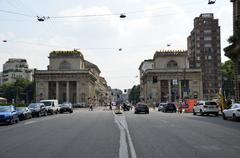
[0,0,232,91]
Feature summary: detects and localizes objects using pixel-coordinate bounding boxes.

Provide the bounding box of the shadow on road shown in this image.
[186,115,240,131]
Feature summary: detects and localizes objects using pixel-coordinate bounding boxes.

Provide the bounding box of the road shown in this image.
[0,108,239,158]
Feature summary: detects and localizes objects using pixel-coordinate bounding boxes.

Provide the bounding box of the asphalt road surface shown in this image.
[0,108,239,158]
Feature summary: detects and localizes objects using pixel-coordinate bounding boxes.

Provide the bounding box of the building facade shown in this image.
[139,50,203,105]
[0,72,2,86]
[2,58,33,84]
[224,0,240,101]
[188,13,221,99]
[35,50,110,104]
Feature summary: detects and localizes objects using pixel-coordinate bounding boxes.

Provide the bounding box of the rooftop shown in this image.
[49,50,84,58]
[154,50,187,59]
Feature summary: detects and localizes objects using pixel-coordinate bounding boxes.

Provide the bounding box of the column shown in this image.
[159,80,162,102]
[45,82,49,99]
[66,81,69,102]
[56,81,59,100]
[179,80,182,100]
[168,80,171,102]
[76,81,80,103]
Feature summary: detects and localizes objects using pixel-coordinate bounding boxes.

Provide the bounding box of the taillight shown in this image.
[203,105,208,108]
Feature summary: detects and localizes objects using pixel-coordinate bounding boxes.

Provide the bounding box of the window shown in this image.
[204,37,212,41]
[204,43,212,47]
[204,30,212,34]
[59,60,71,70]
[197,56,200,60]
[167,60,178,68]
[153,76,158,83]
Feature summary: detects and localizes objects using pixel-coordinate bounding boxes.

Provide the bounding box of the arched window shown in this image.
[59,61,71,70]
[167,60,178,68]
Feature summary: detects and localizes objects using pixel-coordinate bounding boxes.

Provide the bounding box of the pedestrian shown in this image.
[178,102,182,114]
[89,103,93,111]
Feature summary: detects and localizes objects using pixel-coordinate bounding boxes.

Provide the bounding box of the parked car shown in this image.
[73,102,87,108]
[162,103,177,113]
[193,100,219,116]
[40,100,60,114]
[28,103,47,117]
[134,103,149,114]
[60,102,73,114]
[158,103,167,111]
[16,107,32,121]
[223,103,240,121]
[0,105,19,125]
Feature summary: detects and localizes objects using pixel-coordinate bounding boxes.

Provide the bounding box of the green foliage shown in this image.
[0,78,34,103]
[221,60,234,78]
[128,85,140,104]
[221,60,234,98]
[0,103,27,107]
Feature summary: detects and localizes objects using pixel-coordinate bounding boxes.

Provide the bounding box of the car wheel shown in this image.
[44,111,48,116]
[15,118,19,123]
[9,117,15,125]
[223,113,227,120]
[38,112,41,117]
[233,114,237,121]
[215,113,219,117]
[193,110,196,115]
[70,110,73,113]
[200,110,204,116]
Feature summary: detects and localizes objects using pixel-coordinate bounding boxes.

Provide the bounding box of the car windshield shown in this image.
[28,104,38,108]
[62,103,69,106]
[0,106,11,112]
[41,101,51,106]
[16,107,25,111]
[168,103,175,107]
[205,102,217,105]
[137,104,147,108]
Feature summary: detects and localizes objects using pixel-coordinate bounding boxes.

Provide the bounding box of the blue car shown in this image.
[0,106,19,125]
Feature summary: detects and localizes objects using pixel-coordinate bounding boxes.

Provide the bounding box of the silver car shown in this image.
[223,103,240,121]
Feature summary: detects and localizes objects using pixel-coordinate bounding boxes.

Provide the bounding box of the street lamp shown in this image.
[208,0,216,5]
[120,13,126,18]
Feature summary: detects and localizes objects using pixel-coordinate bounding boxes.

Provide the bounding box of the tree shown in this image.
[0,78,34,103]
[221,60,234,98]
[128,85,140,104]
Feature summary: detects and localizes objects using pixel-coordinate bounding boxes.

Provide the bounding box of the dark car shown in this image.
[134,103,149,114]
[122,103,131,111]
[60,102,73,113]
[162,103,177,113]
[0,105,19,125]
[28,103,47,117]
[16,107,32,121]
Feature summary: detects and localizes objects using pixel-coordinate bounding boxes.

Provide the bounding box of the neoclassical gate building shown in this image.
[139,50,203,104]
[35,50,110,104]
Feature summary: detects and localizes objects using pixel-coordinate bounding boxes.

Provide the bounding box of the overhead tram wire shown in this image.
[0,0,207,21]
[0,9,35,18]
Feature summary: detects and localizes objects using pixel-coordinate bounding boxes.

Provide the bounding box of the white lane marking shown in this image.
[115,117,129,158]
[114,113,137,158]
[23,120,36,125]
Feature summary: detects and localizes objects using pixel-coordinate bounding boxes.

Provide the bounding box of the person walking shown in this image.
[178,102,182,114]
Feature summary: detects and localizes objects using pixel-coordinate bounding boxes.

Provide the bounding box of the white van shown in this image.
[40,100,60,114]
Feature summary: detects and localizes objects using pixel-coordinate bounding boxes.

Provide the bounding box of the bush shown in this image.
[0,103,27,107]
